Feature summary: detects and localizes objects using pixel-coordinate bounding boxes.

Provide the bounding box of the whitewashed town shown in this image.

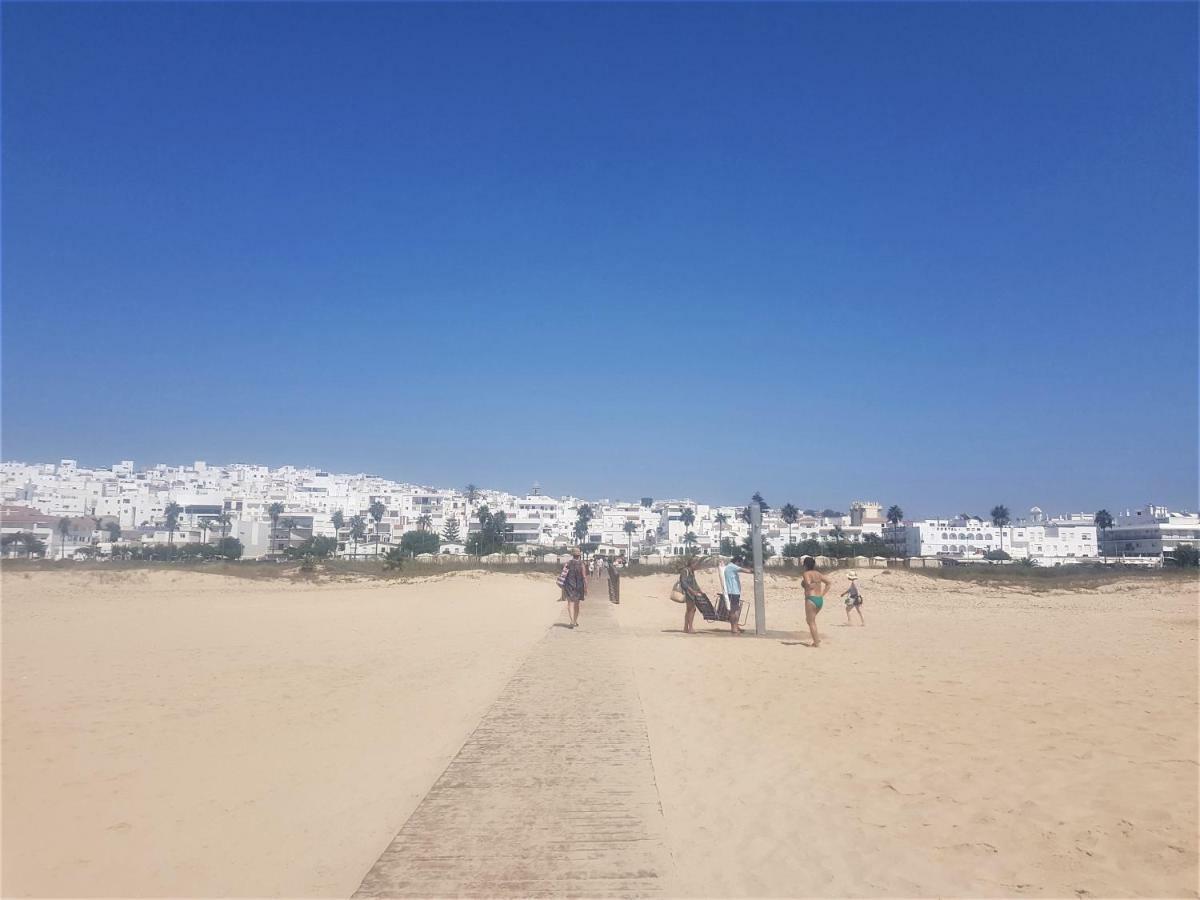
[2,458,1197,567]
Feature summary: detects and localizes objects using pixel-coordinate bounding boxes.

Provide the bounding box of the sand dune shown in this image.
[2,566,1196,898]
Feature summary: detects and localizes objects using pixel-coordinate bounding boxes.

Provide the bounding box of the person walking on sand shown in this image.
[801,556,831,647]
[562,547,587,628]
[606,554,621,604]
[722,554,753,634]
[841,571,865,626]
[679,555,705,633]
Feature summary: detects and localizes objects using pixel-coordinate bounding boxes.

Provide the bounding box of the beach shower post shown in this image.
[750,500,766,635]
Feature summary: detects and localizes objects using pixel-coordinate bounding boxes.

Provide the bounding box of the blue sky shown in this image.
[2,2,1196,516]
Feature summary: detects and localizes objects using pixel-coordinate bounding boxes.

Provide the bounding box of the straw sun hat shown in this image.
[847,571,859,580]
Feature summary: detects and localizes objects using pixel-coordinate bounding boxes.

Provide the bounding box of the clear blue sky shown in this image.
[3,2,1196,517]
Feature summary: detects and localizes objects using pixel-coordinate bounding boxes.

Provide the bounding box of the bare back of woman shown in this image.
[800,558,831,647]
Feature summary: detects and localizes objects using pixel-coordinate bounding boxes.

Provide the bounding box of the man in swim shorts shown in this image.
[721,554,753,634]
[800,556,831,647]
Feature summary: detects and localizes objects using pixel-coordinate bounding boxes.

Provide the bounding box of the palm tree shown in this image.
[886,505,904,557]
[280,518,297,553]
[199,519,211,545]
[19,532,47,559]
[780,503,799,547]
[474,504,491,554]
[751,492,769,512]
[492,511,509,550]
[464,484,479,533]
[266,502,284,556]
[831,523,845,555]
[1094,509,1113,563]
[348,515,367,559]
[164,502,183,547]
[683,531,699,552]
[680,507,696,534]
[57,517,71,560]
[990,504,1011,555]
[417,514,433,532]
[622,520,637,557]
[330,509,345,551]
[214,513,232,541]
[714,512,729,551]
[574,504,594,550]
[368,501,386,556]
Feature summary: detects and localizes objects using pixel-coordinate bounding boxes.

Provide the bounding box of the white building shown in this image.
[1100,505,1200,560]
[1005,517,1098,564]
[885,516,1002,559]
[885,509,1101,565]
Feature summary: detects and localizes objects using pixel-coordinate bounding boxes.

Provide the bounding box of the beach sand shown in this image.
[1,569,553,898]
[3,566,1196,897]
[616,568,1199,898]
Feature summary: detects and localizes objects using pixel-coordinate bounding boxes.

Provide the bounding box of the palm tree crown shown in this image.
[780,503,799,547]
[348,515,367,557]
[164,502,183,546]
[1094,509,1113,562]
[991,504,1011,553]
[57,517,71,559]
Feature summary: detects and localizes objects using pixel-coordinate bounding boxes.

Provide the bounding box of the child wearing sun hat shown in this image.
[841,571,865,626]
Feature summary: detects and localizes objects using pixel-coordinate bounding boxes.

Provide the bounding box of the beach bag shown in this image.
[669,580,686,603]
[556,564,570,589]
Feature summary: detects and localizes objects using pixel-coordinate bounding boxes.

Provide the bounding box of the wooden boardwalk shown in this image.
[354,587,671,898]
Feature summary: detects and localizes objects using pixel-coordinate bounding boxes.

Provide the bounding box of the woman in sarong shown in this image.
[562,547,587,628]
[679,556,704,633]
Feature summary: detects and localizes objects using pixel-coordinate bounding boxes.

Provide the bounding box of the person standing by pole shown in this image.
[721,553,753,634]
[606,553,622,604]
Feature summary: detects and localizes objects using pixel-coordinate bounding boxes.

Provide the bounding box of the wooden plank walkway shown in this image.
[354,586,671,898]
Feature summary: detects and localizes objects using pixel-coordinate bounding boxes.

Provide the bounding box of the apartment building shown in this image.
[1100,505,1200,559]
[884,517,1003,559]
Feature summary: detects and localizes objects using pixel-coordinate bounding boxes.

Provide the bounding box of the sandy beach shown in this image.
[3,566,1197,897]
[617,569,1199,898]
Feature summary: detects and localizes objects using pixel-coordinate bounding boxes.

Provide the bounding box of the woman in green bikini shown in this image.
[801,556,831,647]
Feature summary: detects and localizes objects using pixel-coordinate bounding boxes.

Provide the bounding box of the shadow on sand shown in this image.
[660,628,808,641]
